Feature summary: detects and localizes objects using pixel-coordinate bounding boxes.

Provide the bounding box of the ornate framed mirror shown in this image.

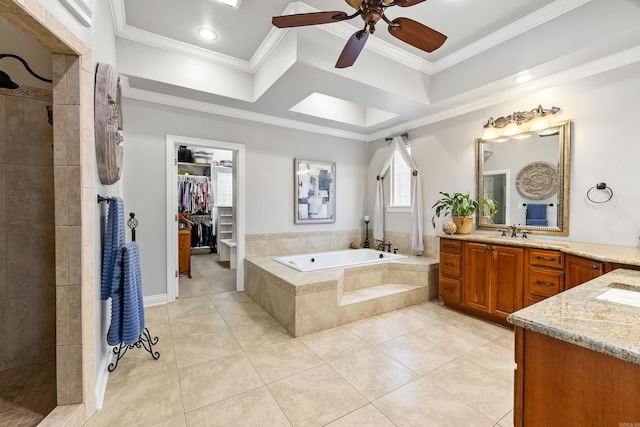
[476,120,571,236]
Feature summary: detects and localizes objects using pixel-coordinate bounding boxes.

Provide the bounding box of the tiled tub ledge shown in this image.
[244,255,439,337]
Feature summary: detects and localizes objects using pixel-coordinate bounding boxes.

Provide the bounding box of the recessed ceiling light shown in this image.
[514,73,533,84]
[213,0,240,7]
[197,28,218,41]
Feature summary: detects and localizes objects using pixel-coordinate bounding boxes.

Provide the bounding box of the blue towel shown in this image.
[526,204,548,226]
[101,197,125,300]
[107,242,145,345]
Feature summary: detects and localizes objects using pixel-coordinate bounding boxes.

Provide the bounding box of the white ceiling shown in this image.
[113,0,640,140]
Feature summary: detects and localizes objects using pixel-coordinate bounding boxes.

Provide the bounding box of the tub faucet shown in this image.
[379,242,392,252]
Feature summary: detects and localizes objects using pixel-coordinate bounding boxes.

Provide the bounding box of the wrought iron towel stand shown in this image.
[98,195,159,371]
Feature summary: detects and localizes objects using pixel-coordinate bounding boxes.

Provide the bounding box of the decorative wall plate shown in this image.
[516,162,558,200]
[94,63,123,185]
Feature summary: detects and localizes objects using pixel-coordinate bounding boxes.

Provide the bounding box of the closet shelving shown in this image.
[178,161,210,177]
[178,164,214,251]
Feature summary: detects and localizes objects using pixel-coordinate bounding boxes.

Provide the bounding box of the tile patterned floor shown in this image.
[178,253,236,299]
[0,360,56,427]
[86,294,515,427]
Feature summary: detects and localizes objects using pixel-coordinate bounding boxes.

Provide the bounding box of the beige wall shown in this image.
[0,87,55,370]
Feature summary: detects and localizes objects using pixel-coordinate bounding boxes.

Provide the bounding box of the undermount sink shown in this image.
[596,287,640,308]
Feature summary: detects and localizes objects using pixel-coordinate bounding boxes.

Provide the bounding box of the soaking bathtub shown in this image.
[273,248,407,272]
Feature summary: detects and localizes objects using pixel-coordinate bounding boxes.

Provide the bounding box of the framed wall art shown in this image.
[294,159,335,224]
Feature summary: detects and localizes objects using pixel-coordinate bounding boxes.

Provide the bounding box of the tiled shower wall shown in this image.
[0,86,55,370]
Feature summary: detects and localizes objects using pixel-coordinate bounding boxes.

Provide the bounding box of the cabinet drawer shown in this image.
[529,267,564,297]
[439,276,461,303]
[440,253,461,277]
[440,239,462,254]
[529,249,564,269]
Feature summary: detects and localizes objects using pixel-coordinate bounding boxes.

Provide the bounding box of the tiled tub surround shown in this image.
[245,255,439,337]
[245,230,441,259]
[508,268,640,364]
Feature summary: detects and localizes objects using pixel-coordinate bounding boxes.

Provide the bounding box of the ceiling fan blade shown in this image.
[336,30,369,68]
[396,0,427,6]
[388,17,447,53]
[272,11,349,28]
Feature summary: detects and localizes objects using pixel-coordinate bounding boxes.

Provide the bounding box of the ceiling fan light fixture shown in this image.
[197,28,218,41]
[345,0,361,9]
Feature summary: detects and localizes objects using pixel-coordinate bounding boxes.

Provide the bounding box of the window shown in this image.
[390,146,412,207]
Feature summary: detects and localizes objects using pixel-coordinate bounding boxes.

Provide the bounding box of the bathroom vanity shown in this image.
[507,268,640,425]
[438,234,640,326]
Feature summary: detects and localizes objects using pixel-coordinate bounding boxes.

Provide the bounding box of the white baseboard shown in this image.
[144,294,168,307]
[94,347,112,411]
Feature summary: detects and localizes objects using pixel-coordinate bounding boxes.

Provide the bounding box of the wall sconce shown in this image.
[481,105,560,141]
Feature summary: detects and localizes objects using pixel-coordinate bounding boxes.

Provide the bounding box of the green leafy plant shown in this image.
[431,192,479,228]
[480,195,499,218]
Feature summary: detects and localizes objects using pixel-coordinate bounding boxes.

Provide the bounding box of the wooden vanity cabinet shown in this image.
[462,242,524,321]
[565,254,603,289]
[439,239,462,304]
[514,327,640,426]
[525,248,564,307]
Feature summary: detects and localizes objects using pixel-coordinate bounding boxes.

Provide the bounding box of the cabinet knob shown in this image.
[444,262,455,267]
[592,265,599,270]
[536,256,556,261]
[445,244,455,248]
[444,287,455,293]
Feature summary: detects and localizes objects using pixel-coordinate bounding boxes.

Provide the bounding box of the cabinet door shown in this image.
[566,255,603,289]
[492,245,524,319]
[463,242,491,313]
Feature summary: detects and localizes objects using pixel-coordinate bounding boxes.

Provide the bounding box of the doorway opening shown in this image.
[166,135,245,303]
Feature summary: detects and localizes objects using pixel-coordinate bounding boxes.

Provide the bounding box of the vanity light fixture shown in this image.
[480,105,560,141]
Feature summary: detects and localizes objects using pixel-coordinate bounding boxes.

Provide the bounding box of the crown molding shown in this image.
[119,76,370,141]
[111,0,592,78]
[432,0,594,73]
[59,0,92,27]
[110,0,253,73]
[120,44,640,143]
[368,44,640,141]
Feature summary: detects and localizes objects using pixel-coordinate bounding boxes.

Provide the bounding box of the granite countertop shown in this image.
[439,233,640,267]
[507,268,640,365]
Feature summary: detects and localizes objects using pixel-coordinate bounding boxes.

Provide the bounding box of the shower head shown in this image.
[0,53,52,89]
[0,69,19,89]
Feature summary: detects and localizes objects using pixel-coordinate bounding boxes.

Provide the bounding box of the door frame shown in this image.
[165,134,246,302]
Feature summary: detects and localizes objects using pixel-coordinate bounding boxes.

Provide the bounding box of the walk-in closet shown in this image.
[177,145,235,298]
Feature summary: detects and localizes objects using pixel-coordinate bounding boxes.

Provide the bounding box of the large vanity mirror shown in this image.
[476,120,571,236]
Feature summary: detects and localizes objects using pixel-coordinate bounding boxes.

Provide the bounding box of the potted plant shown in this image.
[479,195,499,225]
[431,192,479,234]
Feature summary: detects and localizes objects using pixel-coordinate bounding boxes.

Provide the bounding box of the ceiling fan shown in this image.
[272,0,447,68]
